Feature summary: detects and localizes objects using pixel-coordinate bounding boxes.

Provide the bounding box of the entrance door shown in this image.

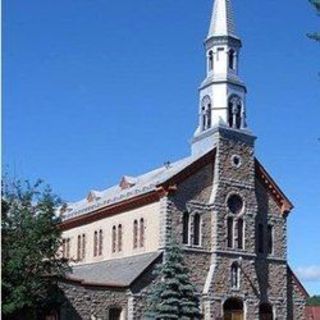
[109,308,121,320]
[224,298,244,320]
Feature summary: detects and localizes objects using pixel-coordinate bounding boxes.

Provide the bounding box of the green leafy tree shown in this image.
[146,241,201,320]
[307,295,320,306]
[2,178,69,319]
[308,0,320,41]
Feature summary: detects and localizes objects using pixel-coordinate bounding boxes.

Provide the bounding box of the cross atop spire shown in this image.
[207,0,238,39]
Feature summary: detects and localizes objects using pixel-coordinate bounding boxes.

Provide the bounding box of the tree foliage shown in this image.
[2,178,69,319]
[307,295,320,306]
[146,241,201,320]
[308,0,320,41]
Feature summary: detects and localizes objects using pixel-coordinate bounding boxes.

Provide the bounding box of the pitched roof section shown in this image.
[255,159,294,215]
[66,251,162,288]
[61,149,215,222]
[208,0,238,39]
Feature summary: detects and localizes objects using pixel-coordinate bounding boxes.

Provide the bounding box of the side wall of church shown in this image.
[61,201,161,265]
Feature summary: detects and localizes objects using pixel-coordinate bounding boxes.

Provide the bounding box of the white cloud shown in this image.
[296,266,320,282]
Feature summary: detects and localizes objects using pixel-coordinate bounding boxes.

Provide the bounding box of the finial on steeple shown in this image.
[207,0,238,39]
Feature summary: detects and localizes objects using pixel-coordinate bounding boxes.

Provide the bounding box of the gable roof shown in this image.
[65,251,161,288]
[60,148,216,223]
[59,148,293,230]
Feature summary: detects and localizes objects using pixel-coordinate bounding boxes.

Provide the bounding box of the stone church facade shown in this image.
[56,0,309,319]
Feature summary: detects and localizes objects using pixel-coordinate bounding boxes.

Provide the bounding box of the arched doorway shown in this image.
[224,298,244,320]
[259,303,273,320]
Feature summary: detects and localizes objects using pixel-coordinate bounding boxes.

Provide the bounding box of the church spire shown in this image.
[191,0,250,156]
[208,0,237,39]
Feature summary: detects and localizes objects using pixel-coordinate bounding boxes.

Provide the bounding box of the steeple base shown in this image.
[191,125,255,156]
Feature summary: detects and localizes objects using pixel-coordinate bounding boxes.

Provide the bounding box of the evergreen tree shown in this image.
[2,178,69,319]
[146,241,201,320]
[307,295,320,306]
[308,0,320,41]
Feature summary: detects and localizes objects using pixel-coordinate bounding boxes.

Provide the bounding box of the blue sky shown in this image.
[3,0,320,294]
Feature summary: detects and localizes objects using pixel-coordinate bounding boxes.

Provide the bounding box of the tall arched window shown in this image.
[228,49,236,70]
[228,95,242,129]
[133,220,138,249]
[62,239,66,258]
[77,235,81,261]
[93,231,98,257]
[237,218,244,249]
[66,238,70,259]
[118,224,123,252]
[208,50,214,71]
[140,218,145,248]
[267,225,273,254]
[201,96,212,131]
[112,226,117,253]
[258,223,264,254]
[99,229,103,256]
[227,217,234,248]
[182,212,189,244]
[193,214,201,246]
[231,262,240,289]
[82,234,86,260]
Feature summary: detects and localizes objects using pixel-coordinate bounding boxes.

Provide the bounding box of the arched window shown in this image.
[109,307,122,320]
[62,239,66,258]
[208,50,214,71]
[228,49,236,70]
[228,95,242,129]
[66,238,70,259]
[140,218,145,248]
[82,234,86,260]
[258,223,264,254]
[237,218,244,249]
[227,217,234,248]
[118,224,123,252]
[201,96,212,131]
[193,213,201,246]
[93,231,98,257]
[112,226,117,253]
[267,225,273,254]
[182,212,189,244]
[133,220,138,249]
[99,229,103,256]
[259,303,273,320]
[77,235,81,261]
[231,262,240,289]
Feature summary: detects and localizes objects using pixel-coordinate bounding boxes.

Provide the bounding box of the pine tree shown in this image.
[2,178,70,319]
[308,0,320,41]
[146,241,201,320]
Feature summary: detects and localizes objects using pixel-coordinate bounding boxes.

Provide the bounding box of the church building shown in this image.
[57,0,309,319]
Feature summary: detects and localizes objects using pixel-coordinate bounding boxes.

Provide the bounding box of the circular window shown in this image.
[227,194,244,214]
[231,155,242,168]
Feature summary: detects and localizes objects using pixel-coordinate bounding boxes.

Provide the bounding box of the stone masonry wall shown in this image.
[59,282,129,320]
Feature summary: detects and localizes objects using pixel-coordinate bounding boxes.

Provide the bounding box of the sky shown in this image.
[3,0,320,294]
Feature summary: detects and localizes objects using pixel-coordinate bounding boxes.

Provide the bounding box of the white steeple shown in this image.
[191,0,250,155]
[208,0,237,38]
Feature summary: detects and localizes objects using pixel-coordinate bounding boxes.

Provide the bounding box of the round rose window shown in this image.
[227,194,244,214]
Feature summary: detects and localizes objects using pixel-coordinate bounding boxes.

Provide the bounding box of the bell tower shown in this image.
[191,0,250,155]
